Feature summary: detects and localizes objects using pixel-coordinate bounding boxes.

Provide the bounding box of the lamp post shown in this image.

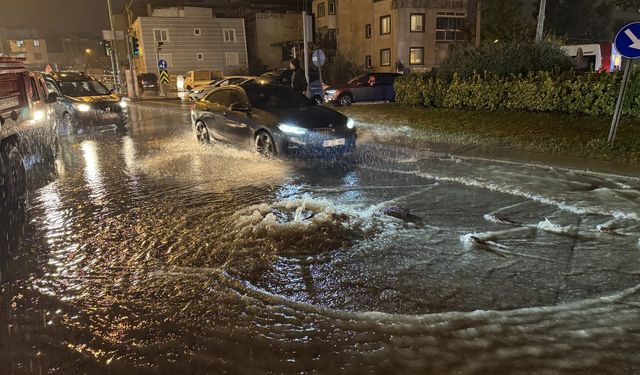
[536,0,547,42]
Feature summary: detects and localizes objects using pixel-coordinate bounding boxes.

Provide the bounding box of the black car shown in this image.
[190,84,356,156]
[138,73,158,90]
[256,68,325,104]
[42,71,128,133]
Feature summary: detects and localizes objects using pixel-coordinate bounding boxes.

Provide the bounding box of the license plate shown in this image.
[323,138,346,147]
[0,96,20,112]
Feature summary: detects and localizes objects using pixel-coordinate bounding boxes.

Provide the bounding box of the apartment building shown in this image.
[313,0,467,72]
[131,6,248,75]
[2,38,49,69]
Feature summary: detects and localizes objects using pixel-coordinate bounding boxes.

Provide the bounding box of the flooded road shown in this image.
[2,102,640,374]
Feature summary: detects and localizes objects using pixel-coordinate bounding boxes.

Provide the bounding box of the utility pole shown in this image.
[536,0,547,42]
[106,0,121,91]
[475,0,482,48]
[302,11,311,98]
[156,42,165,98]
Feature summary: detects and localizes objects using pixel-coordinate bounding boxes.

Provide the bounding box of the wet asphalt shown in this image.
[1,101,640,374]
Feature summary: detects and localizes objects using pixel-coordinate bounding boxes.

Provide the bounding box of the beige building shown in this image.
[245,11,303,72]
[131,6,248,76]
[313,0,467,72]
[7,38,49,68]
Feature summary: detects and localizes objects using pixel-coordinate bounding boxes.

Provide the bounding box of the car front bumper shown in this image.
[75,103,127,127]
[275,129,357,156]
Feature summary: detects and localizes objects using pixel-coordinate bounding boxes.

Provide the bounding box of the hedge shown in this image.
[395,70,640,118]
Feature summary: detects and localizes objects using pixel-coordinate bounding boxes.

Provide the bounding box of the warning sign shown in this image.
[159,69,169,84]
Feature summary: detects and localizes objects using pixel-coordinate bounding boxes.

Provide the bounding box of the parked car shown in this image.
[324,72,401,106]
[256,68,325,104]
[188,76,256,101]
[42,71,128,133]
[190,84,356,157]
[1,57,58,204]
[183,70,223,91]
[137,73,158,91]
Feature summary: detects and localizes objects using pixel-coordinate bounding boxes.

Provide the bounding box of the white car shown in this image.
[188,76,256,101]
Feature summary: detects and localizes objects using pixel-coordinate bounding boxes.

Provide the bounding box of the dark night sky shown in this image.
[0,0,128,35]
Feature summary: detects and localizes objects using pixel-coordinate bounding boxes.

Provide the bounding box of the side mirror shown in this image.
[45,92,58,103]
[229,103,249,112]
[109,88,115,94]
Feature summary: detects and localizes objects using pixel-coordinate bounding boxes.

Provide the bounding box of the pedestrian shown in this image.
[289,58,307,95]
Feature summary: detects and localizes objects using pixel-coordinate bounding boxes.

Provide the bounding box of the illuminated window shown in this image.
[15,40,24,47]
[409,47,424,65]
[410,14,424,32]
[380,15,391,35]
[33,39,41,47]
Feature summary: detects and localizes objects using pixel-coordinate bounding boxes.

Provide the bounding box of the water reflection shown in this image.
[81,141,105,201]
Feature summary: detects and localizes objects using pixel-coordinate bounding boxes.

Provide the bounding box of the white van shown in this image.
[183,70,222,90]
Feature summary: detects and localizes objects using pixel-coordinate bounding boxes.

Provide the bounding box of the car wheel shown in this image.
[62,112,78,134]
[255,131,276,157]
[195,121,211,144]
[0,144,26,203]
[338,94,353,107]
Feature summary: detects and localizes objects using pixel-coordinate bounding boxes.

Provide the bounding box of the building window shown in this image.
[197,53,204,61]
[365,55,372,68]
[365,24,372,39]
[380,49,391,66]
[436,12,465,41]
[33,39,41,47]
[15,40,24,47]
[380,15,391,35]
[409,47,424,65]
[194,28,201,36]
[225,52,239,66]
[410,14,425,32]
[224,29,236,43]
[328,0,336,14]
[318,2,325,17]
[34,52,43,60]
[153,29,170,42]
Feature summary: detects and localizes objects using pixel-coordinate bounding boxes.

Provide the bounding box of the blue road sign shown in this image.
[614,22,640,59]
[158,59,168,70]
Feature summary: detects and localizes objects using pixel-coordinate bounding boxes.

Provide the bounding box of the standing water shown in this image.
[1,102,639,374]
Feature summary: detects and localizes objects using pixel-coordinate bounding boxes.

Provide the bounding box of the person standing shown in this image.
[289,58,307,95]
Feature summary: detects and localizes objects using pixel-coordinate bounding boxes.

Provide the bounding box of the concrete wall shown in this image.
[251,12,303,69]
[133,15,248,76]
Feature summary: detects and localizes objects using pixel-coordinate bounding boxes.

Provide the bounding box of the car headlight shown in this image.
[32,110,45,121]
[278,123,308,135]
[75,103,91,112]
[347,118,355,129]
[119,99,127,109]
[325,89,336,95]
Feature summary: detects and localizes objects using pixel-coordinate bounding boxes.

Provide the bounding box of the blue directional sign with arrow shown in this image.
[158,59,168,70]
[614,22,640,59]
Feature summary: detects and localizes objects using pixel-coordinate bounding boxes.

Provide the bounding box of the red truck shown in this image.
[0,57,58,203]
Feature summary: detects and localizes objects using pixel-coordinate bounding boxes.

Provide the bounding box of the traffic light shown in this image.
[157,41,163,52]
[131,37,140,57]
[102,40,112,57]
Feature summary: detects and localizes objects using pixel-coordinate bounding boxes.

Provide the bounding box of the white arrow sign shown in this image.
[625,29,640,50]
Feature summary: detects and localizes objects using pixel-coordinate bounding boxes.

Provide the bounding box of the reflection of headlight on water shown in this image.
[278,123,308,135]
[75,103,91,112]
[347,118,355,129]
[32,110,45,121]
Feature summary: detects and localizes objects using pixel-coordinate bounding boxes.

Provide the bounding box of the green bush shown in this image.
[437,41,574,81]
[395,70,640,118]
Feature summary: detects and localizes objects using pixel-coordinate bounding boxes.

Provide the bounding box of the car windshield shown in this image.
[348,75,369,85]
[59,79,110,97]
[244,85,314,109]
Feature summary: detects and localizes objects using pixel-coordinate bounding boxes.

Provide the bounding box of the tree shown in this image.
[533,0,615,42]
[480,0,534,42]
[615,0,640,10]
